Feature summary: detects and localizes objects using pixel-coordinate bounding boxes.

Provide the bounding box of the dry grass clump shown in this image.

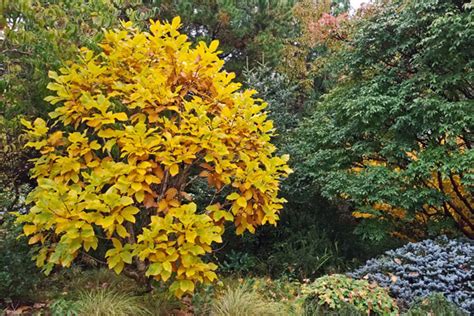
[210,283,287,316]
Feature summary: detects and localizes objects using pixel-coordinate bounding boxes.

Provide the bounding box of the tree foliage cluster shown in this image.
[296,0,473,240]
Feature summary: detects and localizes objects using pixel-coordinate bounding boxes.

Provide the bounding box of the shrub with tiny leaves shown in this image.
[349,236,474,313]
[302,274,398,315]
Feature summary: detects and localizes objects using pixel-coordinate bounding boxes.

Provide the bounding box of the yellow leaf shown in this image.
[131,182,142,192]
[120,251,133,264]
[145,175,160,184]
[180,279,195,292]
[171,16,181,29]
[236,197,247,208]
[121,20,133,28]
[113,261,124,274]
[186,230,197,243]
[28,234,42,245]
[122,206,139,223]
[111,238,122,250]
[116,224,129,238]
[135,190,145,203]
[162,261,172,272]
[98,128,116,138]
[100,216,115,228]
[104,140,116,154]
[120,196,134,206]
[23,225,36,236]
[227,193,240,200]
[170,164,179,176]
[158,199,168,211]
[114,112,128,121]
[146,262,162,276]
[20,118,32,129]
[352,211,375,219]
[209,40,219,53]
[161,269,171,282]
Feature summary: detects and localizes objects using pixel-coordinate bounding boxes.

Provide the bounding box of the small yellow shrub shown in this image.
[18,17,291,297]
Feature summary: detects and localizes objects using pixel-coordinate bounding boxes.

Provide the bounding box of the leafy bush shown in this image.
[219,250,258,275]
[302,274,398,315]
[211,282,286,316]
[217,197,369,281]
[18,16,290,297]
[404,293,468,316]
[350,237,474,313]
[0,214,42,306]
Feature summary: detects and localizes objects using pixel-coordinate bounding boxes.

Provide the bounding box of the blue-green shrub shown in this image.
[350,237,473,313]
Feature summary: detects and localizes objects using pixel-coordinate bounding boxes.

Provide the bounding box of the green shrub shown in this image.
[50,298,79,316]
[219,250,258,275]
[404,293,468,316]
[191,282,217,316]
[0,214,42,306]
[302,274,398,315]
[266,228,342,279]
[211,282,286,316]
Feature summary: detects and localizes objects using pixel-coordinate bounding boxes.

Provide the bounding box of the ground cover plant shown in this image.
[302,274,398,315]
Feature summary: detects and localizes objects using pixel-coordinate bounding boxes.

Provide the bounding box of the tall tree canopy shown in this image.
[297,0,473,240]
[154,0,298,74]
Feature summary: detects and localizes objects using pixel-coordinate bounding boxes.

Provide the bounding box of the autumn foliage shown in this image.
[17,17,291,296]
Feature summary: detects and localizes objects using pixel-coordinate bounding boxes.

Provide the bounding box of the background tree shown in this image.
[153,0,298,74]
[0,0,158,212]
[296,0,473,240]
[281,0,350,98]
[17,18,290,297]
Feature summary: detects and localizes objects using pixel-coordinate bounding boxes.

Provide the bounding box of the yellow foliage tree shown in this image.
[17,17,291,297]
